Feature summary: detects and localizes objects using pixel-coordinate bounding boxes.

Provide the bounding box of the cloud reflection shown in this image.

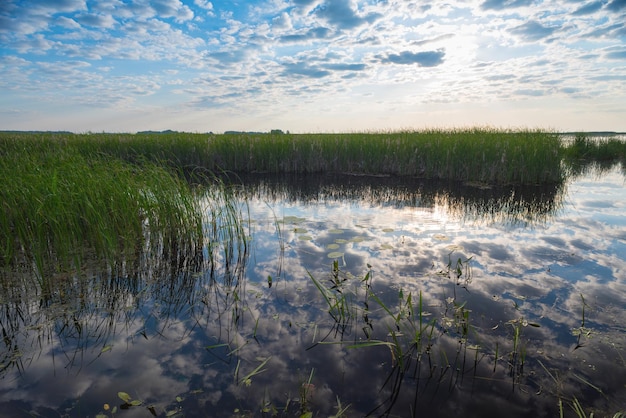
[0,167,625,416]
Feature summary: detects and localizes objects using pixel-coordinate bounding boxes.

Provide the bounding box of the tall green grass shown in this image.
[1,129,565,185]
[562,133,626,178]
[205,128,563,184]
[563,133,626,161]
[0,134,205,281]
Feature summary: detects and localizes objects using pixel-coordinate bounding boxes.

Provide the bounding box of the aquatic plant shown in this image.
[562,133,626,178]
[204,128,564,184]
[1,129,566,186]
[0,133,245,284]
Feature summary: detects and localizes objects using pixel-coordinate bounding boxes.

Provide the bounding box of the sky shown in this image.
[1,0,625,133]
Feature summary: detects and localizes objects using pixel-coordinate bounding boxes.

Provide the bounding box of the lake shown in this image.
[0,164,625,417]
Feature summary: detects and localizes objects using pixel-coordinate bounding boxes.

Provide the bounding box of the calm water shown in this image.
[1,166,625,418]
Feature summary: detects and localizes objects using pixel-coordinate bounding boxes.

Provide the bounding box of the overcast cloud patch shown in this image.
[605,48,626,59]
[606,0,626,12]
[573,1,604,16]
[314,0,382,30]
[322,63,366,71]
[509,20,557,41]
[279,27,333,43]
[281,62,332,78]
[481,0,536,11]
[380,49,445,67]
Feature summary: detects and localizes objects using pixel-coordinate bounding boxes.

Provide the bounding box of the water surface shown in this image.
[0,166,625,417]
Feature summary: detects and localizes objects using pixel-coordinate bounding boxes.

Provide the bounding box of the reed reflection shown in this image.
[225,173,566,228]
[0,213,248,382]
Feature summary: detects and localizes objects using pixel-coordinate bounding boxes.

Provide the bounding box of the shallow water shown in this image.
[0,166,625,417]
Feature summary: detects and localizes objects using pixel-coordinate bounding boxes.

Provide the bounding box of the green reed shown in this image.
[205,128,563,185]
[563,133,626,162]
[562,133,626,178]
[0,134,210,281]
[1,129,564,185]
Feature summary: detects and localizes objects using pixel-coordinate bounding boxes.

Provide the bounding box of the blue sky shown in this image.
[1,0,625,133]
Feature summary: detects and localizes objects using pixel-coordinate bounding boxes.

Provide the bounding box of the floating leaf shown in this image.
[433,234,448,241]
[328,228,344,234]
[382,228,394,232]
[350,236,365,243]
[166,410,179,417]
[283,215,305,224]
[326,243,340,250]
[101,345,112,353]
[445,244,464,251]
[176,396,183,402]
[334,239,348,244]
[298,235,313,241]
[118,392,132,403]
[379,244,393,250]
[294,227,308,233]
[130,400,142,406]
[327,252,344,259]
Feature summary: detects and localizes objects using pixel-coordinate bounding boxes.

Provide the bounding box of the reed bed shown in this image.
[563,133,626,162]
[2,128,565,185]
[206,128,564,185]
[0,134,206,280]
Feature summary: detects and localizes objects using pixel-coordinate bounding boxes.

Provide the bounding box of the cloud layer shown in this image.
[1,0,625,132]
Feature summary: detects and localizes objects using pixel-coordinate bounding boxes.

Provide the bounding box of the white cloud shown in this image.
[0,0,625,131]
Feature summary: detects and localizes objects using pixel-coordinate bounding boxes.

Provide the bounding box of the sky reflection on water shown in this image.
[0,168,625,417]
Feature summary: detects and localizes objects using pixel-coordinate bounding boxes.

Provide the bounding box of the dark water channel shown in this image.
[1,167,625,418]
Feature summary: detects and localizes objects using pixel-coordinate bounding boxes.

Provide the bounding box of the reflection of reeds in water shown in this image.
[0,221,249,381]
[229,172,567,228]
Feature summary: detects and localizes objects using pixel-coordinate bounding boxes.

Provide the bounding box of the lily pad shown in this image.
[382,228,394,232]
[328,228,344,234]
[294,227,308,233]
[327,251,344,259]
[334,239,348,244]
[326,243,340,250]
[298,235,313,241]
